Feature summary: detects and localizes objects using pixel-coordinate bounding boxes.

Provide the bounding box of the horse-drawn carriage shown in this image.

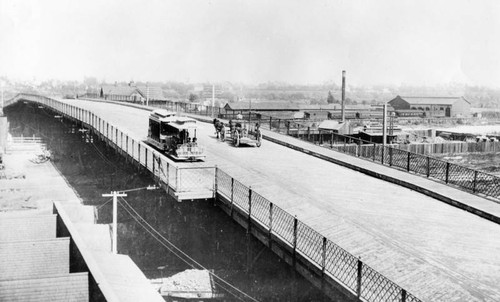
[213,119,262,147]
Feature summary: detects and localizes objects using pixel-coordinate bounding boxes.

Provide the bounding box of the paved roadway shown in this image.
[63,99,500,301]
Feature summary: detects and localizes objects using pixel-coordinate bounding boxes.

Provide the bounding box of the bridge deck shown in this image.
[62,99,500,302]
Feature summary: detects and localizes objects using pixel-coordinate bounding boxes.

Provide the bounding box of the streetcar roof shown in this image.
[151,109,176,119]
[168,117,198,130]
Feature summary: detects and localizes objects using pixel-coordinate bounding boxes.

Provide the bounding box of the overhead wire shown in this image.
[96,197,113,209]
[118,202,249,302]
[118,196,260,302]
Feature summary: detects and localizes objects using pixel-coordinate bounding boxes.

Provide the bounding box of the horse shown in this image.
[213,119,225,141]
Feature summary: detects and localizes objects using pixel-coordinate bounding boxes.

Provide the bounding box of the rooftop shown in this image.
[397,96,471,105]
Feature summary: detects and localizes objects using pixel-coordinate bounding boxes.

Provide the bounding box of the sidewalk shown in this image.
[261,128,500,224]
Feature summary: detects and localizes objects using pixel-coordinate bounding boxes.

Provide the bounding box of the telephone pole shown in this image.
[102,191,128,254]
[341,70,346,123]
[212,84,215,118]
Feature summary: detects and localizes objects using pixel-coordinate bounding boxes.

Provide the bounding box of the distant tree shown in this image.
[327,91,335,104]
[188,93,198,102]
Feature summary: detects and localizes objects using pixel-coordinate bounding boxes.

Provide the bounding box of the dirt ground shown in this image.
[0,150,82,213]
[439,152,500,176]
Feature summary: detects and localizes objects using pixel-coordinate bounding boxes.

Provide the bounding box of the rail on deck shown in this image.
[7,93,422,302]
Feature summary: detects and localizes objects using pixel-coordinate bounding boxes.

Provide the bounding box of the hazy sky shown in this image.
[1,0,499,87]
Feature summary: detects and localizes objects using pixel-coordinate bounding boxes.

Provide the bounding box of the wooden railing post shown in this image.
[381,146,385,165]
[446,162,450,183]
[269,202,273,244]
[426,156,430,177]
[131,139,135,160]
[152,152,156,177]
[126,135,129,156]
[373,143,376,161]
[269,116,272,130]
[389,147,393,166]
[402,289,407,302]
[138,143,141,165]
[407,152,411,172]
[166,162,170,188]
[322,237,327,276]
[247,187,252,233]
[230,178,234,216]
[214,166,218,200]
[473,170,478,193]
[357,139,361,157]
[357,258,362,298]
[293,216,298,256]
[287,121,290,136]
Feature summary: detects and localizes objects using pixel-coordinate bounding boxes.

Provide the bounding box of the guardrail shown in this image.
[241,113,500,200]
[6,93,215,197]
[215,168,422,302]
[8,93,422,301]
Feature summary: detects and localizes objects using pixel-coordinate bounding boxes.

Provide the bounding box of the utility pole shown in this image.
[212,84,215,118]
[382,102,387,145]
[341,70,346,123]
[102,191,127,254]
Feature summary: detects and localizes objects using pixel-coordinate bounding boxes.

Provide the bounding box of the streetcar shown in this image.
[146,109,206,161]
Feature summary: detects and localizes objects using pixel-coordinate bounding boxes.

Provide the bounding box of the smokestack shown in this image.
[341,70,346,123]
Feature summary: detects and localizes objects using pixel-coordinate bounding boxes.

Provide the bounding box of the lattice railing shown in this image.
[324,240,358,292]
[177,167,215,193]
[216,169,232,200]
[448,164,475,191]
[296,221,323,266]
[8,93,426,302]
[251,191,270,227]
[271,206,294,244]
[232,179,249,212]
[389,148,408,170]
[361,265,403,302]
[476,171,500,198]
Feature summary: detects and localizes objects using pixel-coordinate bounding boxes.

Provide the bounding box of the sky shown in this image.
[0,0,499,87]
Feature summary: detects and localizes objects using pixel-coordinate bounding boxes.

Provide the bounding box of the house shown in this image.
[317,120,352,135]
[136,86,167,101]
[99,85,145,103]
[224,101,299,112]
[303,110,330,121]
[388,96,471,118]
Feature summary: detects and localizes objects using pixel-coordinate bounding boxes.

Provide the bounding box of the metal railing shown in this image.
[7,93,215,195]
[241,111,500,200]
[215,168,422,302]
[9,93,423,301]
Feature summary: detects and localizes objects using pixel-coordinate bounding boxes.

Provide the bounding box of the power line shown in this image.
[118,202,249,301]
[118,197,260,302]
[97,197,113,209]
